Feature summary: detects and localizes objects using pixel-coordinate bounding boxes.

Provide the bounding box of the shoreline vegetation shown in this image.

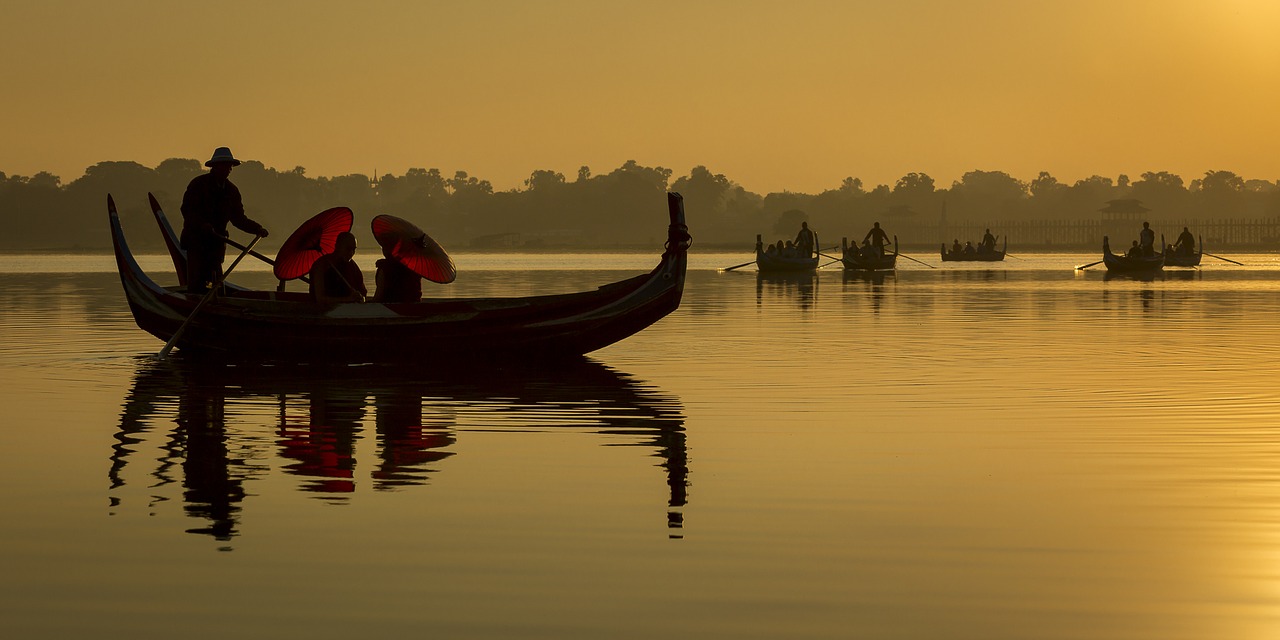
[4,160,1279,253]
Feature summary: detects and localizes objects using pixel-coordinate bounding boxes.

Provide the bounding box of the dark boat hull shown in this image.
[1102,235,1164,272]
[842,235,898,271]
[1164,236,1203,267]
[755,252,819,273]
[111,194,690,361]
[940,237,1007,262]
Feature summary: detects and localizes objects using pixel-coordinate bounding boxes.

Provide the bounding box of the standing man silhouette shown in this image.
[1138,221,1155,257]
[795,222,815,258]
[864,222,890,257]
[180,147,269,293]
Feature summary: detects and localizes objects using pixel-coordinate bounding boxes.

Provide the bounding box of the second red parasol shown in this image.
[273,207,355,280]
[371,215,456,284]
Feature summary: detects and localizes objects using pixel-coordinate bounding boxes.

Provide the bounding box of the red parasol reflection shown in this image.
[370,215,456,284]
[272,207,355,280]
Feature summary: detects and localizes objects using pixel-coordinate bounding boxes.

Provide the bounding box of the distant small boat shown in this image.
[940,237,1006,262]
[1102,235,1164,272]
[841,236,897,271]
[755,234,819,273]
[1163,235,1203,268]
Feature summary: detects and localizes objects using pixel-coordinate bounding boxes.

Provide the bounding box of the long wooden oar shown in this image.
[721,259,756,272]
[219,235,310,283]
[898,253,936,269]
[819,259,841,268]
[158,235,263,358]
[1203,252,1244,266]
[1075,260,1104,270]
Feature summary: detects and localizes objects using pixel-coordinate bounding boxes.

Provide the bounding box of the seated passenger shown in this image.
[950,239,962,255]
[1125,240,1142,259]
[309,231,366,303]
[783,240,796,258]
[765,244,777,256]
[372,247,422,303]
[963,241,976,255]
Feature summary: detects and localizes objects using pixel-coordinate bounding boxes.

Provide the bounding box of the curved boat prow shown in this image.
[149,192,188,285]
[109,194,171,303]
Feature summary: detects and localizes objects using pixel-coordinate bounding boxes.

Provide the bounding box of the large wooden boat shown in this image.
[840,235,898,271]
[1102,235,1164,272]
[1163,235,1203,268]
[110,193,690,360]
[754,234,819,273]
[940,236,1006,262]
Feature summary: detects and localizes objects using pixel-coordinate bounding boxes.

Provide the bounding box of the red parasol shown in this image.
[272,207,355,280]
[370,215,456,284]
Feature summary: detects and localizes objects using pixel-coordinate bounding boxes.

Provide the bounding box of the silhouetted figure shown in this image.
[309,231,366,303]
[373,247,422,303]
[1126,240,1143,258]
[180,147,269,293]
[783,240,796,258]
[864,222,890,257]
[794,222,815,258]
[963,241,976,255]
[1139,221,1155,257]
[951,239,962,255]
[981,228,996,252]
[1175,226,1195,255]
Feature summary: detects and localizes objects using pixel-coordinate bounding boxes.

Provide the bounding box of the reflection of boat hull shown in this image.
[1102,235,1164,272]
[114,358,689,539]
[110,194,690,360]
[940,237,1006,262]
[841,236,898,271]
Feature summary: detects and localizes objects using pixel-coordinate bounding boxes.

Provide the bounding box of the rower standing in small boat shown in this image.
[179,147,270,293]
[864,222,890,257]
[795,222,815,258]
[979,228,996,254]
[1139,221,1156,257]
[310,232,366,303]
[1174,226,1196,256]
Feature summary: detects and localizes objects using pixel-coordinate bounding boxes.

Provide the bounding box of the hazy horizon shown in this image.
[4,0,1278,194]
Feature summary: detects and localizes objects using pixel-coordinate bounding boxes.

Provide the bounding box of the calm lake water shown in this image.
[5,250,1280,639]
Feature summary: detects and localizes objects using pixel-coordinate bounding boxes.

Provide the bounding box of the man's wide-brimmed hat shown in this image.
[205,147,242,167]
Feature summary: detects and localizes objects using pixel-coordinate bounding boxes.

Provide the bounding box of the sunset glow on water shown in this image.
[5,255,1280,638]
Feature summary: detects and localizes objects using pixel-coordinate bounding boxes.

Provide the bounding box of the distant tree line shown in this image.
[2,159,1278,251]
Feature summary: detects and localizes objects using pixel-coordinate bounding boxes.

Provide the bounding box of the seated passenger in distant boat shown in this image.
[372,246,422,303]
[963,241,976,255]
[309,231,366,304]
[783,240,797,258]
[860,239,876,259]
[765,243,777,257]
[1125,240,1143,259]
[950,239,962,255]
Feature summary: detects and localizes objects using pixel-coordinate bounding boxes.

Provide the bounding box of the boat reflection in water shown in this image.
[841,269,894,314]
[111,358,689,542]
[756,271,818,310]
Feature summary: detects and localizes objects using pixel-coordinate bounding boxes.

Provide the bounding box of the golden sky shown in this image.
[3,0,1279,193]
